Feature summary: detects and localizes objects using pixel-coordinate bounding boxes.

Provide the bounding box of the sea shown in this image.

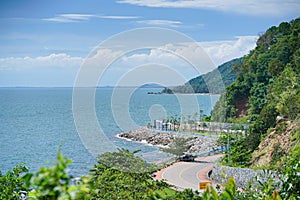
[0,87,219,176]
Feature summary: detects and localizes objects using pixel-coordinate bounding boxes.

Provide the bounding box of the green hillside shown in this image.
[212,18,300,168]
[162,58,242,94]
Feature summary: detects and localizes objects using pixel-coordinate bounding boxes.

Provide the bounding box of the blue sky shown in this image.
[0,0,299,87]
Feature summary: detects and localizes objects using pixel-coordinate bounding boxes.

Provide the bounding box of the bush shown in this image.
[0,164,29,200]
[26,151,90,200]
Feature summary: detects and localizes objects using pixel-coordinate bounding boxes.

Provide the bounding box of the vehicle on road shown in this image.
[178,154,195,162]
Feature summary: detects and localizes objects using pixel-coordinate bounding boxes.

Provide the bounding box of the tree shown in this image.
[26,151,90,200]
[90,148,172,199]
[249,82,268,115]
[162,58,241,94]
[211,17,300,166]
[95,148,155,173]
[199,109,204,121]
[271,66,300,120]
[160,137,192,157]
[0,164,29,200]
[211,94,227,122]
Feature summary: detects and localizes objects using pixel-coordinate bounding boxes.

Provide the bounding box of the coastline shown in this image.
[116,126,218,154]
[152,92,221,96]
[115,134,167,148]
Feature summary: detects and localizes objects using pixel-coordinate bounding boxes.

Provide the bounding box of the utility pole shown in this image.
[227,110,232,167]
[227,129,230,166]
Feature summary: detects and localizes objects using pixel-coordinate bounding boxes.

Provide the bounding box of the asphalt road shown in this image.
[161,155,222,191]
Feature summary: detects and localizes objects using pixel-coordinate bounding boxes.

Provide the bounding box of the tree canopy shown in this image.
[162,58,241,94]
[211,18,300,165]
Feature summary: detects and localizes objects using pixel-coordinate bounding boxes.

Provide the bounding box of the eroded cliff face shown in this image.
[251,119,299,168]
[234,97,248,118]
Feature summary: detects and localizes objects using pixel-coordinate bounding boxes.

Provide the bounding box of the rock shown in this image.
[117,127,218,153]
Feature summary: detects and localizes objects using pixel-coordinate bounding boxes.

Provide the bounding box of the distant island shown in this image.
[161,58,242,94]
[141,83,165,88]
[96,84,165,89]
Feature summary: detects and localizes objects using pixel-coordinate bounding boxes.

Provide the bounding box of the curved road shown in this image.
[160,155,222,191]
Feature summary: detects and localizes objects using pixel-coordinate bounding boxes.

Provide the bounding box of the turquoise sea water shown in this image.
[0,87,219,175]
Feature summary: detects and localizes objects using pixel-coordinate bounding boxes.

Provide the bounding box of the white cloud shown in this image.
[0,36,257,72]
[137,20,183,27]
[117,0,300,17]
[117,35,258,70]
[95,35,258,86]
[201,36,258,65]
[43,14,139,23]
[0,53,83,70]
[99,15,139,19]
[0,36,258,70]
[43,14,93,23]
[0,36,258,86]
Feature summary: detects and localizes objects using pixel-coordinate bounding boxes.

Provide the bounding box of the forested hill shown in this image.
[162,57,242,94]
[211,18,300,168]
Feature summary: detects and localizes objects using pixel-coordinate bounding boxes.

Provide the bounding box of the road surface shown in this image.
[156,154,223,191]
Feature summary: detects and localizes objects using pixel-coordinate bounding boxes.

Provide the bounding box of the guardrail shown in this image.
[193,146,226,158]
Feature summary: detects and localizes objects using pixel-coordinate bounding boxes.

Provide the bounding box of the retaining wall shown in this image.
[210,165,278,189]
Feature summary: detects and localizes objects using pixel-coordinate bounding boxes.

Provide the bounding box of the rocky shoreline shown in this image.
[117,127,219,154]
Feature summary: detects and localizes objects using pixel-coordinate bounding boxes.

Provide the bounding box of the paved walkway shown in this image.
[155,154,223,191]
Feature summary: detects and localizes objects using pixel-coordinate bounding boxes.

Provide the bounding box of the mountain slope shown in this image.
[162,58,242,94]
[211,18,300,167]
[251,119,299,169]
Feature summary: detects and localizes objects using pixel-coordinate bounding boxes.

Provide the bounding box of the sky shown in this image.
[0,0,299,87]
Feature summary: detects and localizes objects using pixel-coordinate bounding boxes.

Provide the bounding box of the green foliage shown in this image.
[238,176,282,200]
[1,147,299,199]
[202,115,211,122]
[0,164,29,200]
[160,137,192,157]
[203,176,284,200]
[0,149,202,200]
[212,17,300,166]
[90,165,154,199]
[270,66,300,120]
[89,148,203,199]
[172,189,201,199]
[257,119,299,170]
[279,143,300,199]
[162,87,173,94]
[249,82,268,115]
[26,151,90,200]
[162,58,241,94]
[230,116,250,124]
[90,148,164,199]
[96,148,156,173]
[211,94,227,122]
[221,177,236,199]
[239,150,299,200]
[218,135,251,167]
[274,122,288,135]
[216,18,300,121]
[247,102,278,151]
[270,144,285,166]
[3,18,299,197]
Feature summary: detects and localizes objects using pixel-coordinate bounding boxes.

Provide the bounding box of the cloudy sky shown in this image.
[0,0,299,87]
